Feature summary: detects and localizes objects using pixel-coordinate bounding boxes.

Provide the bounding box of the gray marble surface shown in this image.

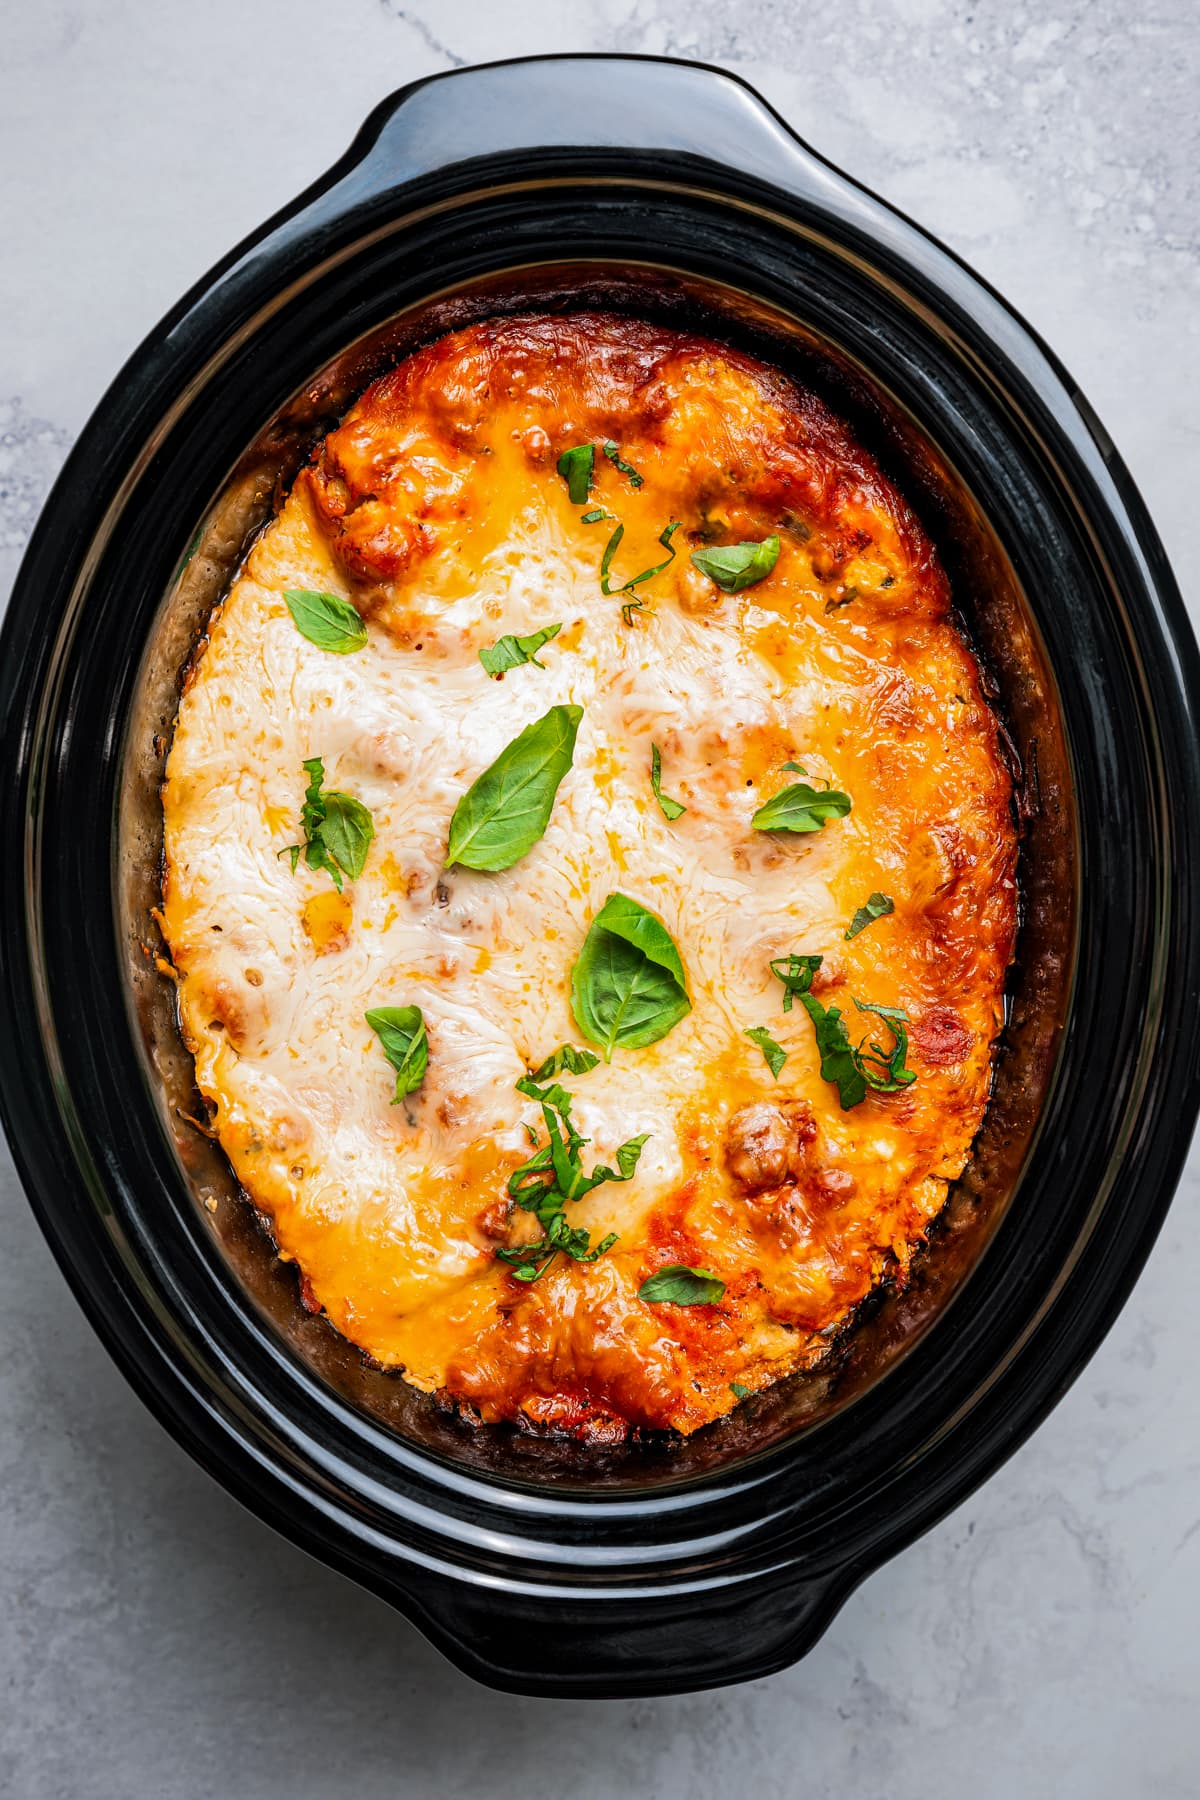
[2,3,1198,1794]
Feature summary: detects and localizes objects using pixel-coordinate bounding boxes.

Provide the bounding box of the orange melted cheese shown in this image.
[160,314,1017,1439]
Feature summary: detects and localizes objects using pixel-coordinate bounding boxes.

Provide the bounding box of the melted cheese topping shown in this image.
[161,314,1017,1439]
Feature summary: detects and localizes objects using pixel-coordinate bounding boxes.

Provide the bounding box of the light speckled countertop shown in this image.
[2,4,1198,1795]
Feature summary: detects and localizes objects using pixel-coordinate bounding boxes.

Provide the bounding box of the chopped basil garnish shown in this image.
[282,756,373,891]
[497,1223,617,1284]
[852,998,919,1093]
[365,1005,428,1101]
[650,744,686,820]
[600,521,681,596]
[770,953,862,1107]
[769,954,917,1110]
[690,535,780,593]
[513,1075,649,1198]
[284,588,368,654]
[529,1044,600,1081]
[845,892,895,940]
[752,776,852,834]
[445,704,582,872]
[497,1076,647,1282]
[772,952,824,1014]
[621,598,648,627]
[581,508,610,524]
[570,892,691,1060]
[639,1265,726,1306]
[599,523,624,590]
[730,1382,751,1399]
[602,440,644,488]
[557,444,594,504]
[478,621,562,678]
[744,1024,788,1079]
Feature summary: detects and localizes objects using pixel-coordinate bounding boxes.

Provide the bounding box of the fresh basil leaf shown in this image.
[602,440,644,488]
[768,955,917,1109]
[366,1005,428,1101]
[282,756,374,891]
[600,521,681,595]
[744,1025,788,1079]
[650,744,686,820]
[529,1044,601,1081]
[589,895,689,987]
[319,791,374,883]
[478,621,562,678]
[445,703,582,872]
[780,761,808,775]
[690,535,780,593]
[852,998,918,1092]
[752,780,852,834]
[557,444,594,504]
[845,892,895,940]
[730,1382,750,1400]
[284,588,368,654]
[639,1265,726,1306]
[570,892,691,1060]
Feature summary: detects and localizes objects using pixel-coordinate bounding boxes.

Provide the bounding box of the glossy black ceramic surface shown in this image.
[2,56,1198,1697]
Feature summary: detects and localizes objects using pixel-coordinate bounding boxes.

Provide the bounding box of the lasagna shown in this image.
[160,313,1017,1439]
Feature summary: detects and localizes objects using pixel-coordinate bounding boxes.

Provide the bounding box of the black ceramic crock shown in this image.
[2,55,1199,1698]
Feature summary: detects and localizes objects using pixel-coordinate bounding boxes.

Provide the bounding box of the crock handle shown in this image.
[395,1562,853,1698]
[326,53,856,219]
